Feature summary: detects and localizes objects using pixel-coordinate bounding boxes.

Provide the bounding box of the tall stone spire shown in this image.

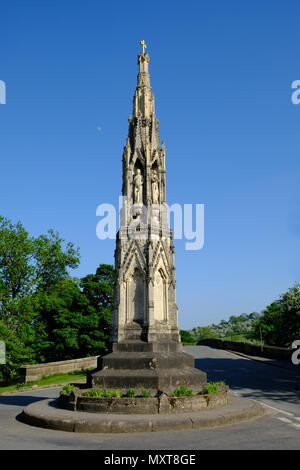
[89,43,207,394]
[133,51,153,118]
[123,45,166,218]
[116,43,174,343]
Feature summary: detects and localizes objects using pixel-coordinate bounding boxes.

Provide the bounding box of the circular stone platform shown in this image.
[19,395,265,433]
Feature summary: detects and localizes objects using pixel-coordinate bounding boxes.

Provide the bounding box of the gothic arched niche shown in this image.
[129,268,145,325]
[154,267,167,322]
[152,160,158,170]
[133,156,144,173]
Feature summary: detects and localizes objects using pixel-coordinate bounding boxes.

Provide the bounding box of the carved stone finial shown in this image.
[140,39,147,54]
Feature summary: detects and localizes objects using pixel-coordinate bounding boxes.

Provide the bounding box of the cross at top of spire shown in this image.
[140,40,147,54]
[137,40,150,90]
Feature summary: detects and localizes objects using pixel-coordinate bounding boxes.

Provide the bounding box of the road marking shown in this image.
[276,416,293,424]
[254,401,294,417]
[253,402,300,430]
[276,416,300,430]
[230,389,296,416]
[230,386,300,431]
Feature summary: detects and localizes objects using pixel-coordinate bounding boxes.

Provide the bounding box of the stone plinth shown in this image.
[88,341,207,395]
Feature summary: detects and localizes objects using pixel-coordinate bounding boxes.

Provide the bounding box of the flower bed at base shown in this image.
[58,385,230,414]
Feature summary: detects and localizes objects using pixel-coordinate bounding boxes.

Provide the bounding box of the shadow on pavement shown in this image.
[0,395,49,407]
[194,356,300,406]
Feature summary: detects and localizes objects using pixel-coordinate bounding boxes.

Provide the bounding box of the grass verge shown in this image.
[0,370,87,395]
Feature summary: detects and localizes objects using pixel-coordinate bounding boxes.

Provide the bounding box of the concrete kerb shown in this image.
[19,395,265,433]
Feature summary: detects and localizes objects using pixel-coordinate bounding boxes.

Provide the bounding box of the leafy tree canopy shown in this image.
[180,329,196,345]
[33,270,114,362]
[0,216,80,377]
[0,216,80,334]
[252,284,300,347]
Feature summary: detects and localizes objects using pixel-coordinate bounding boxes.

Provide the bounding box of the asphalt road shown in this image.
[0,345,299,450]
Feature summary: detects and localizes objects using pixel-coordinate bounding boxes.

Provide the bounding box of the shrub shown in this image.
[126,388,135,398]
[102,388,117,398]
[60,384,79,396]
[82,388,103,397]
[16,382,26,390]
[141,389,150,398]
[172,386,194,397]
[180,330,196,345]
[82,388,122,398]
[200,381,225,395]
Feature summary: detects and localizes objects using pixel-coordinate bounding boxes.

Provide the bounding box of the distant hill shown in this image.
[190,312,261,343]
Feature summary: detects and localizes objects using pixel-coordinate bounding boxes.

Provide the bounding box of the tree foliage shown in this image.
[0,216,114,378]
[180,330,196,345]
[252,284,300,347]
[190,312,260,342]
[0,216,80,376]
[0,216,80,329]
[191,326,218,342]
[33,272,113,362]
[81,264,114,340]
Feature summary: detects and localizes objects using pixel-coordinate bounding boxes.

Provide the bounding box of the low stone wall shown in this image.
[19,356,98,383]
[59,386,230,414]
[197,338,296,361]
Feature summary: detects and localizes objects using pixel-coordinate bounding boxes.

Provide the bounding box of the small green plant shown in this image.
[215,381,225,387]
[141,389,151,398]
[102,388,117,398]
[82,388,103,397]
[82,388,122,398]
[126,388,135,398]
[200,381,225,395]
[16,382,26,390]
[60,384,79,396]
[172,386,194,397]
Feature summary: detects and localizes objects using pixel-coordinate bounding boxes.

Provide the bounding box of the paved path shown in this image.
[0,346,299,450]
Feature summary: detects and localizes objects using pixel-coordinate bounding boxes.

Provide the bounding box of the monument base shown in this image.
[20,395,266,433]
[87,341,207,395]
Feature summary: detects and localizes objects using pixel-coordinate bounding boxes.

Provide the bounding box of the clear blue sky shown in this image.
[1,1,300,329]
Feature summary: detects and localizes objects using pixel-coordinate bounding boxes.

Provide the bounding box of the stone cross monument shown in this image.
[89,43,206,394]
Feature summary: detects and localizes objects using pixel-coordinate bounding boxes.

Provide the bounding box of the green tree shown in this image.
[251,302,281,346]
[194,326,218,342]
[279,284,300,345]
[0,216,80,377]
[180,330,196,345]
[80,264,114,341]
[34,264,114,362]
[251,284,300,347]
